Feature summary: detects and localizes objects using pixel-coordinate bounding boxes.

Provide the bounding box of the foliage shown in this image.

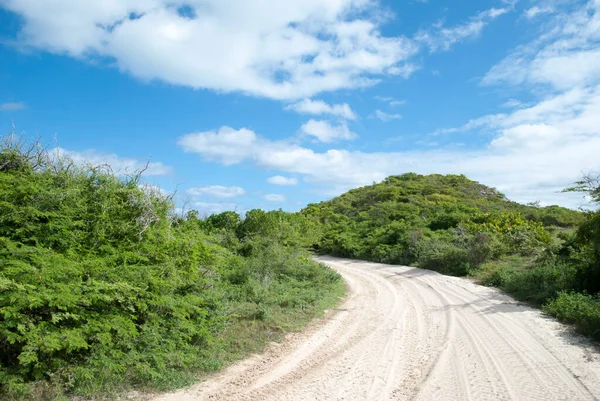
[464,212,552,256]
[544,292,600,341]
[0,138,343,399]
[305,173,573,273]
[471,173,600,340]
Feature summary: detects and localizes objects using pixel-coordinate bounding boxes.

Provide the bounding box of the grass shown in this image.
[470,255,531,289]
[216,277,346,366]
[129,273,347,397]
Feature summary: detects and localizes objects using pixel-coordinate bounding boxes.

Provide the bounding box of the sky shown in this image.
[0,0,599,214]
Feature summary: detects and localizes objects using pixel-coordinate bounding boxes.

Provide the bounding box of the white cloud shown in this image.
[0,102,26,111]
[524,6,554,20]
[1,1,511,100]
[285,99,356,120]
[187,185,245,198]
[373,109,402,121]
[177,126,258,165]
[483,1,600,90]
[264,194,286,202]
[500,98,523,108]
[52,147,172,176]
[374,96,406,106]
[2,0,421,100]
[415,7,509,52]
[268,175,298,186]
[194,201,240,214]
[300,119,357,142]
[387,63,420,78]
[177,126,391,188]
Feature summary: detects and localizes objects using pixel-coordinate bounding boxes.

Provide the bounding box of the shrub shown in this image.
[415,239,470,276]
[544,292,600,341]
[0,138,344,398]
[499,259,577,306]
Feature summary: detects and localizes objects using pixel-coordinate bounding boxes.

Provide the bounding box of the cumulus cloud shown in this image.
[264,194,286,202]
[187,185,245,198]
[285,99,356,120]
[300,119,357,142]
[1,0,421,100]
[373,110,402,121]
[52,147,172,176]
[177,127,258,165]
[1,1,509,100]
[0,102,26,111]
[177,126,394,188]
[268,175,298,186]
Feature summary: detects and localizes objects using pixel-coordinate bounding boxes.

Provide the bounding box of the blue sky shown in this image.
[1,0,599,214]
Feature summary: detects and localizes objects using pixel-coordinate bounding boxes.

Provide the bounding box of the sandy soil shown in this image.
[149,256,600,401]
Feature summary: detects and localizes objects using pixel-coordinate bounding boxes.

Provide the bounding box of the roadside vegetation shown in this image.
[0,137,344,399]
[304,173,600,341]
[2,134,599,399]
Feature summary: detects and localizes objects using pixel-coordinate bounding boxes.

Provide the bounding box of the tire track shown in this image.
[150,257,600,401]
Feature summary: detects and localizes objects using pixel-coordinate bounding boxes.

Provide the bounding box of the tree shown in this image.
[564,174,600,293]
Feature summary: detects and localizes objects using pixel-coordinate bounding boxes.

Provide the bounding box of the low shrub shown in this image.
[415,239,470,276]
[500,259,577,306]
[544,292,600,341]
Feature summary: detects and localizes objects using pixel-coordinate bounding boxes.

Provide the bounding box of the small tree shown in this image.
[564,174,600,293]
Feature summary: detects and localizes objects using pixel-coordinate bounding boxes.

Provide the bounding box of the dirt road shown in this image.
[152,257,600,401]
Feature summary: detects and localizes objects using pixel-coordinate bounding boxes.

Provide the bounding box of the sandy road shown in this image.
[152,257,600,401]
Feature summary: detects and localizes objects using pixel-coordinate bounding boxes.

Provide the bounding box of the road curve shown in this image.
[152,257,600,401]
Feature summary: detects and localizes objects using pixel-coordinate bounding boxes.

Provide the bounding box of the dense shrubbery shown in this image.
[0,138,343,399]
[304,174,571,274]
[544,292,600,341]
[305,173,600,340]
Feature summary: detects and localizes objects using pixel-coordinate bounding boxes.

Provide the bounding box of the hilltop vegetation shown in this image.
[304,173,600,340]
[0,138,344,399]
[304,174,582,272]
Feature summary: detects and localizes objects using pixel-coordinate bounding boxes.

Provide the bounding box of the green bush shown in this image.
[544,292,600,341]
[499,259,577,306]
[0,138,344,399]
[415,239,470,276]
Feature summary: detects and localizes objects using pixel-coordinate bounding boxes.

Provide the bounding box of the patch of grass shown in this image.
[216,276,346,366]
[471,255,529,288]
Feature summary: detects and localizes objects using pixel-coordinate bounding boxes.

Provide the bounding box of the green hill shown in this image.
[304,173,582,272]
